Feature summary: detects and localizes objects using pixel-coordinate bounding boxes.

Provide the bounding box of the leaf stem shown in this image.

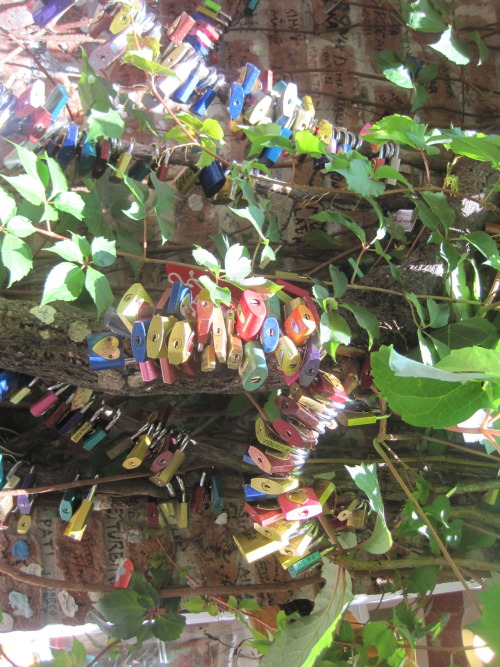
[86,639,121,667]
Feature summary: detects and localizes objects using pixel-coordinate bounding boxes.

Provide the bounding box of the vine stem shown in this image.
[0,471,151,498]
[244,392,269,421]
[373,439,481,614]
[86,639,121,667]
[461,521,500,541]
[0,647,21,667]
[333,640,478,653]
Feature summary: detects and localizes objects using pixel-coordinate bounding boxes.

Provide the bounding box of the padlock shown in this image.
[0,462,23,522]
[82,409,122,451]
[212,306,227,363]
[147,499,159,528]
[43,83,69,122]
[250,476,300,497]
[149,432,174,473]
[259,120,294,166]
[372,145,386,170]
[149,434,192,487]
[244,483,271,502]
[9,377,40,405]
[17,515,32,535]
[278,488,322,521]
[287,547,334,578]
[166,12,196,44]
[122,425,153,469]
[70,403,106,443]
[87,333,125,371]
[88,32,128,71]
[190,471,207,512]
[43,391,75,428]
[24,107,52,143]
[174,167,199,194]
[33,0,75,27]
[147,315,177,358]
[272,418,317,449]
[347,507,367,529]
[180,354,201,376]
[57,123,79,167]
[175,476,189,528]
[131,318,152,363]
[77,135,97,176]
[172,61,206,104]
[64,480,99,541]
[128,156,153,182]
[312,479,336,511]
[17,466,36,515]
[244,500,284,527]
[290,383,329,413]
[284,305,316,346]
[244,93,273,125]
[248,446,296,475]
[254,519,298,543]
[210,474,225,513]
[58,398,95,437]
[275,396,320,430]
[30,383,70,418]
[160,42,194,69]
[236,290,266,341]
[139,360,161,383]
[386,144,401,185]
[91,138,110,179]
[147,52,201,110]
[168,321,195,365]
[227,334,243,370]
[190,74,225,116]
[160,357,181,385]
[201,344,216,372]
[110,140,135,182]
[282,296,306,321]
[59,474,81,521]
[109,5,135,34]
[274,336,301,377]
[336,410,377,427]
[239,342,268,391]
[264,295,281,322]
[275,551,304,570]
[279,527,317,558]
[196,298,214,345]
[156,287,173,311]
[116,284,155,333]
[233,528,283,563]
[228,82,244,120]
[260,316,280,354]
[309,373,347,406]
[199,160,226,198]
[255,417,293,455]
[15,80,45,119]
[317,119,333,145]
[299,336,321,388]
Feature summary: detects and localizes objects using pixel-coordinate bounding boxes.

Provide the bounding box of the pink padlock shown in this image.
[30,383,69,418]
[278,488,322,521]
[159,358,180,385]
[139,360,161,382]
[248,445,296,475]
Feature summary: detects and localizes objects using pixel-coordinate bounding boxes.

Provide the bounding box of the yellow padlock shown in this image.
[116,284,155,333]
[17,515,32,535]
[167,321,194,365]
[122,432,152,469]
[233,528,283,563]
[254,519,299,543]
[212,306,227,363]
[250,476,299,495]
[274,336,301,376]
[317,119,333,144]
[147,315,177,358]
[201,344,216,372]
[255,417,293,455]
[227,335,243,370]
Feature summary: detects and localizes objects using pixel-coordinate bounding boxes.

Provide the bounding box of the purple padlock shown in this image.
[17,467,35,514]
[299,336,321,388]
[33,0,76,27]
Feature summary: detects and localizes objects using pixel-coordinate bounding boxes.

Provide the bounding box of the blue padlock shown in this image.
[167,282,192,319]
[241,63,261,96]
[0,371,19,401]
[243,453,257,466]
[299,336,321,387]
[57,123,79,166]
[260,316,280,354]
[228,82,244,120]
[190,74,225,116]
[12,540,29,560]
[184,34,210,57]
[172,62,205,104]
[244,483,271,501]
[87,333,125,371]
[131,318,152,363]
[44,84,69,121]
[199,160,226,198]
[259,126,293,165]
[78,137,97,176]
[339,129,352,153]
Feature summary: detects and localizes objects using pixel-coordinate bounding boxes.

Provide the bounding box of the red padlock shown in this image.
[159,357,181,384]
[272,418,318,449]
[167,11,196,44]
[244,501,284,527]
[24,106,52,142]
[196,298,214,345]
[310,373,347,406]
[180,355,200,376]
[275,396,321,430]
[236,290,267,341]
[150,434,174,473]
[156,287,172,310]
[15,80,45,119]
[278,488,322,521]
[248,446,296,475]
[284,305,316,346]
[147,501,159,528]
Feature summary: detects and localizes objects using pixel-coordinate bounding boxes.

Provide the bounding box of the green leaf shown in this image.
[430,26,471,65]
[91,236,116,267]
[466,30,489,65]
[85,266,114,316]
[2,173,45,206]
[78,48,115,114]
[329,265,348,299]
[260,561,352,667]
[295,130,326,157]
[374,164,413,189]
[449,136,500,166]
[225,243,252,280]
[420,191,455,232]
[310,211,366,244]
[402,0,447,32]
[87,105,125,140]
[303,230,342,249]
[432,318,498,349]
[239,598,262,611]
[467,584,500,656]
[193,247,221,277]
[149,172,175,244]
[341,303,379,349]
[71,638,87,666]
[363,621,397,661]
[427,299,450,328]
[199,275,232,306]
[230,205,266,240]
[53,191,85,220]
[196,136,217,169]
[411,84,429,112]
[415,198,439,231]
[370,345,489,428]
[201,118,224,141]
[1,234,33,286]
[46,238,84,263]
[406,565,439,594]
[50,649,73,667]
[406,292,427,327]
[364,514,393,554]
[417,63,439,83]
[312,283,330,303]
[46,156,68,197]
[183,596,206,613]
[115,229,143,277]
[41,262,84,305]
[0,186,16,223]
[374,50,414,88]
[224,394,253,417]
[130,572,160,609]
[462,230,498,260]
[6,215,36,238]
[333,158,385,197]
[260,243,275,265]
[436,346,500,376]
[94,589,145,626]
[122,52,178,78]
[321,311,351,346]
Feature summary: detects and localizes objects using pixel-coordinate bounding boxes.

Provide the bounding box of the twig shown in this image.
[0,472,150,497]
[0,647,21,667]
[461,521,500,541]
[244,392,268,421]
[86,639,121,667]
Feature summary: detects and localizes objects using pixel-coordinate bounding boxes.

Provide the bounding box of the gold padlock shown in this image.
[233,528,283,563]
[212,306,227,363]
[201,344,216,372]
[275,550,306,569]
[116,284,155,333]
[147,315,177,358]
[274,336,301,376]
[255,417,293,454]
[17,515,32,535]
[317,119,333,144]
[250,476,299,495]
[254,519,299,543]
[167,321,194,365]
[347,507,367,530]
[227,334,243,370]
[174,167,199,194]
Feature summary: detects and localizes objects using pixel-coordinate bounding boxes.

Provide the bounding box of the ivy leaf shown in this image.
[341,303,380,349]
[152,613,186,641]
[401,0,447,32]
[130,573,159,609]
[71,638,87,666]
[201,118,224,141]
[432,318,498,349]
[6,216,36,238]
[321,311,351,346]
[370,345,489,428]
[346,462,392,554]
[406,565,439,594]
[53,191,85,220]
[199,275,232,306]
[182,596,206,613]
[41,262,84,305]
[85,266,114,316]
[467,585,500,656]
[230,205,266,240]
[420,191,455,232]
[78,48,115,114]
[87,104,125,140]
[197,136,217,169]
[310,211,366,244]
[2,173,45,206]
[239,598,262,611]
[122,52,178,78]
[46,156,68,198]
[260,243,276,265]
[374,50,414,88]
[427,299,450,328]
[1,234,33,286]
[363,621,397,661]
[94,589,145,627]
[430,26,471,65]
[225,243,252,280]
[435,346,500,376]
[449,136,500,166]
[333,158,385,196]
[329,265,348,298]
[417,63,439,83]
[374,165,413,189]
[91,236,116,267]
[46,238,84,263]
[462,230,498,260]
[0,186,16,223]
[149,172,175,244]
[466,30,489,65]
[193,247,221,277]
[411,84,429,112]
[260,561,352,667]
[294,130,326,157]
